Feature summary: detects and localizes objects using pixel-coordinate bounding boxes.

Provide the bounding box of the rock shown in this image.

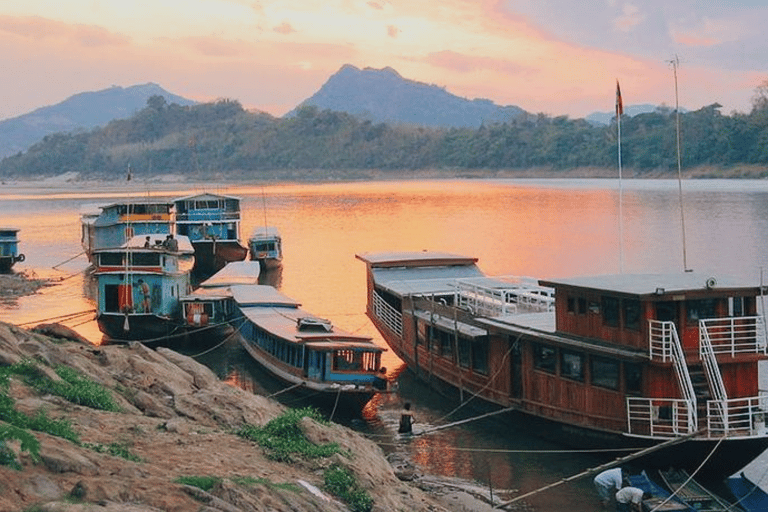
[32,323,91,344]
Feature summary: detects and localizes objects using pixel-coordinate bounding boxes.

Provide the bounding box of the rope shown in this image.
[16,309,96,327]
[267,382,305,398]
[329,387,342,421]
[52,251,86,270]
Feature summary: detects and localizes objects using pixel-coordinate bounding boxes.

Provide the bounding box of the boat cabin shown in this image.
[0,228,23,272]
[174,193,242,243]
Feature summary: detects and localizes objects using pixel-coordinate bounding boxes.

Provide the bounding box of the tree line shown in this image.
[2,89,768,179]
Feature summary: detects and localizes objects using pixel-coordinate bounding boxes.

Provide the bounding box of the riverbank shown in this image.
[0,318,526,511]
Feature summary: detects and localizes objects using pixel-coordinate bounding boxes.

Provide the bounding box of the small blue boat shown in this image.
[231,284,388,413]
[81,201,174,264]
[93,233,195,342]
[0,228,24,272]
[173,193,248,277]
[726,449,768,512]
[628,470,693,511]
[248,226,283,270]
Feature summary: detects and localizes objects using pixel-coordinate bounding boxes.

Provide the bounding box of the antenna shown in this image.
[669,55,689,272]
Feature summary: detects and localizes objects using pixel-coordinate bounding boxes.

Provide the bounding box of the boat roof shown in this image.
[356,251,478,269]
[231,284,301,307]
[181,286,234,301]
[250,226,281,239]
[174,192,241,202]
[540,272,761,296]
[199,261,261,288]
[0,228,19,232]
[366,263,485,296]
[96,200,174,210]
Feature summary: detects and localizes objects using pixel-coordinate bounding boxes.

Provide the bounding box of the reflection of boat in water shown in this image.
[173,193,248,277]
[231,284,388,414]
[659,468,742,511]
[0,228,24,272]
[357,251,768,474]
[93,234,194,342]
[80,201,174,264]
[726,449,768,512]
[180,261,261,344]
[248,226,282,271]
[629,470,692,511]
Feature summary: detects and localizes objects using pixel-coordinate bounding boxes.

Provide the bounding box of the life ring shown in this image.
[15,254,25,262]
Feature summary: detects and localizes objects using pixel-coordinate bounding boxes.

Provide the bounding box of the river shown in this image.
[1,177,767,510]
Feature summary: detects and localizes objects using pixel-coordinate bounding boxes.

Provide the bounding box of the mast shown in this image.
[670,55,690,272]
[616,80,624,273]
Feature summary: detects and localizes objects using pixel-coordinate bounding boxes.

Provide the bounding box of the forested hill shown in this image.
[2,95,768,180]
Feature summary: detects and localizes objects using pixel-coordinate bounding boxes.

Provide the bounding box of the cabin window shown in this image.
[729,297,745,317]
[533,344,556,374]
[687,299,717,321]
[560,350,584,382]
[438,329,454,359]
[333,350,361,371]
[578,297,587,315]
[471,338,489,375]
[625,363,642,395]
[99,253,123,266]
[623,299,641,331]
[567,296,576,314]
[416,321,427,347]
[602,297,619,327]
[458,337,471,368]
[590,357,619,390]
[131,252,161,266]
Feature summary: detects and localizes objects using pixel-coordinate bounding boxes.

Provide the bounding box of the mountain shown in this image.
[585,104,675,125]
[288,64,526,128]
[0,83,195,158]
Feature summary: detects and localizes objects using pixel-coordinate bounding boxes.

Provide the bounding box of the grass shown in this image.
[82,441,142,462]
[324,464,373,512]
[236,407,341,462]
[231,475,300,492]
[174,475,222,492]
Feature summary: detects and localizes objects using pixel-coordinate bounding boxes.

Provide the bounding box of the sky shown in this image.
[1,0,767,121]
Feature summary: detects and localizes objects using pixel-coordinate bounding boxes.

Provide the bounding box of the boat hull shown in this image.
[0,255,21,273]
[192,241,248,277]
[97,312,186,344]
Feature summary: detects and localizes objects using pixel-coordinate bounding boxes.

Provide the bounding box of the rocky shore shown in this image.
[0,317,521,512]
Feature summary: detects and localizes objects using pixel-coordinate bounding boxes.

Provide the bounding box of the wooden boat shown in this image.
[173,193,248,277]
[629,470,692,511]
[248,226,283,270]
[80,200,174,264]
[356,251,768,474]
[93,233,194,342]
[0,228,24,272]
[180,261,261,343]
[726,449,768,512]
[231,284,388,413]
[659,468,742,511]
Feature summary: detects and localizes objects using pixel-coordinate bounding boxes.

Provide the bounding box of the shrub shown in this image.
[324,464,373,512]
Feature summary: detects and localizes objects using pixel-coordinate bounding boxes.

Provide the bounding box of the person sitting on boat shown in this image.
[594,467,628,508]
[398,402,414,434]
[143,235,151,248]
[614,486,651,512]
[163,234,178,252]
[138,279,151,313]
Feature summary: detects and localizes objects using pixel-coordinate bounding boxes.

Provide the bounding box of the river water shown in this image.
[1,178,767,510]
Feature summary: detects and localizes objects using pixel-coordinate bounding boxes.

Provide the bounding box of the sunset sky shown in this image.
[2,0,766,121]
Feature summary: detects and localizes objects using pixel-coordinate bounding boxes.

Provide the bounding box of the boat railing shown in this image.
[706,393,768,438]
[372,290,403,337]
[175,212,241,222]
[454,278,554,317]
[699,316,767,356]
[699,322,729,431]
[626,397,697,437]
[647,320,697,430]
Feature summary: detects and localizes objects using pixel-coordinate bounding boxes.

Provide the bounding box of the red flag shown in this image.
[616,80,624,116]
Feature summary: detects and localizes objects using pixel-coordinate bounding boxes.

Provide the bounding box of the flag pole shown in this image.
[616,80,624,273]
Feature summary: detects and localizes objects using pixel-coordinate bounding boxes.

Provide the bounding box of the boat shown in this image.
[726,449,768,511]
[0,228,24,272]
[629,470,692,511]
[179,261,261,343]
[659,468,742,511]
[248,226,283,270]
[356,251,768,474]
[92,233,195,342]
[173,193,248,277]
[80,200,174,264]
[230,284,388,413]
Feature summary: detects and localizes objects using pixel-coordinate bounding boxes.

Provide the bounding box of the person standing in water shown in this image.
[399,402,414,434]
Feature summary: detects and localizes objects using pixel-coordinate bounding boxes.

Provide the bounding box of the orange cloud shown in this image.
[0,15,129,47]
[273,21,296,34]
[674,33,719,47]
[386,25,399,38]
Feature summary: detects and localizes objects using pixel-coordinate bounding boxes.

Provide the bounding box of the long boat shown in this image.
[726,449,768,511]
[81,200,174,263]
[173,193,248,277]
[179,260,261,343]
[629,470,692,511]
[93,233,194,342]
[230,284,388,413]
[0,228,24,272]
[356,251,768,474]
[659,468,742,512]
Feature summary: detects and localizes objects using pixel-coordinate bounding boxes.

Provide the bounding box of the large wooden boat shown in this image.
[0,228,24,272]
[726,449,768,512]
[659,468,742,512]
[179,261,261,343]
[93,233,194,342]
[356,251,768,474]
[81,201,174,263]
[248,226,283,270]
[231,284,388,414]
[173,193,248,277]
